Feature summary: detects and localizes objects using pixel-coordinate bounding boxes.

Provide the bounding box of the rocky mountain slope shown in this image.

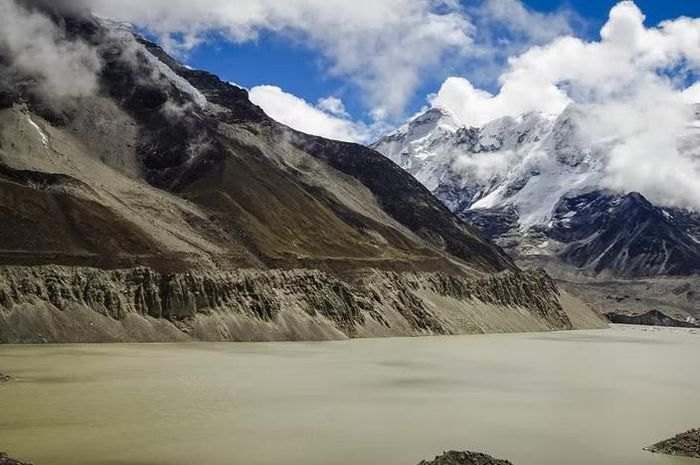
[0,8,510,275]
[373,105,700,323]
[0,1,606,342]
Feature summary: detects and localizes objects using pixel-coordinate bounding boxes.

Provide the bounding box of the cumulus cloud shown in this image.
[316,96,349,118]
[0,0,101,98]
[434,2,700,125]
[469,0,579,78]
[430,75,568,127]
[249,85,374,142]
[589,94,700,210]
[432,1,700,211]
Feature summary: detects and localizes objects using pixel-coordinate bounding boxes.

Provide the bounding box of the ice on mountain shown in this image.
[26,115,49,148]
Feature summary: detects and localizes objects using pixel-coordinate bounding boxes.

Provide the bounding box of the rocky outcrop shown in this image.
[0,453,31,465]
[418,451,514,465]
[0,265,605,343]
[606,310,700,328]
[646,429,700,458]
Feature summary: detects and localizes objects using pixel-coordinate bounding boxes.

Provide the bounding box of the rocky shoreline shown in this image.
[646,429,700,458]
[418,451,513,465]
[0,453,31,465]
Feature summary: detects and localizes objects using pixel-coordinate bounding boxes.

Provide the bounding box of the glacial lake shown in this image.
[1,326,699,465]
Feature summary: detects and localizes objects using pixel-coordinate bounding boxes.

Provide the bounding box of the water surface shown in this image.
[1,326,698,465]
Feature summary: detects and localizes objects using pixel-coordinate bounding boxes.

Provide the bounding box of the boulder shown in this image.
[418,451,514,465]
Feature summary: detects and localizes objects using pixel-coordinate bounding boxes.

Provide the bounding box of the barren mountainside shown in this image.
[0,10,511,275]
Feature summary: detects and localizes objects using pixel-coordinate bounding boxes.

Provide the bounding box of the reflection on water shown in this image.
[0,326,698,465]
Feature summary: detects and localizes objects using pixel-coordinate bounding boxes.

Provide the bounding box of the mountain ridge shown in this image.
[373,104,700,279]
[0,8,512,275]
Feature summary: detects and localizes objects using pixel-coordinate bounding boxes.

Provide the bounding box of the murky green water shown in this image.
[1,326,698,465]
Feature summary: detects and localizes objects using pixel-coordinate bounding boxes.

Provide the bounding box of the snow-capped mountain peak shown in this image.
[373,105,600,226]
[371,106,463,191]
[373,105,700,277]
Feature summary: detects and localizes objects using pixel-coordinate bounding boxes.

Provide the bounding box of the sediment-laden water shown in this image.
[1,326,698,465]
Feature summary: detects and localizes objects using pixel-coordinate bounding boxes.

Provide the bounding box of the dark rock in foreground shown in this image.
[0,373,12,383]
[0,453,32,465]
[646,429,700,458]
[418,451,514,465]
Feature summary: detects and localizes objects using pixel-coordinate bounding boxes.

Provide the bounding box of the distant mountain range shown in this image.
[373,106,700,279]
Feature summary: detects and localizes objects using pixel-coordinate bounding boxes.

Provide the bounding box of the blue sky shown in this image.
[176,0,700,126]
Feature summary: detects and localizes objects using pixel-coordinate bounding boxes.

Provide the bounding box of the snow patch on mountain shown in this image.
[26,115,49,148]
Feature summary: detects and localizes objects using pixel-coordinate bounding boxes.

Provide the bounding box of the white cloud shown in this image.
[434,1,700,126]
[683,82,700,103]
[476,0,577,50]
[431,1,700,211]
[590,94,700,210]
[429,75,568,126]
[249,85,372,142]
[458,0,579,88]
[316,96,349,118]
[0,0,101,98]
[454,149,516,182]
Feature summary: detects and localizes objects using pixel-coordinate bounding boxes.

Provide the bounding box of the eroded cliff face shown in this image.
[0,266,606,343]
